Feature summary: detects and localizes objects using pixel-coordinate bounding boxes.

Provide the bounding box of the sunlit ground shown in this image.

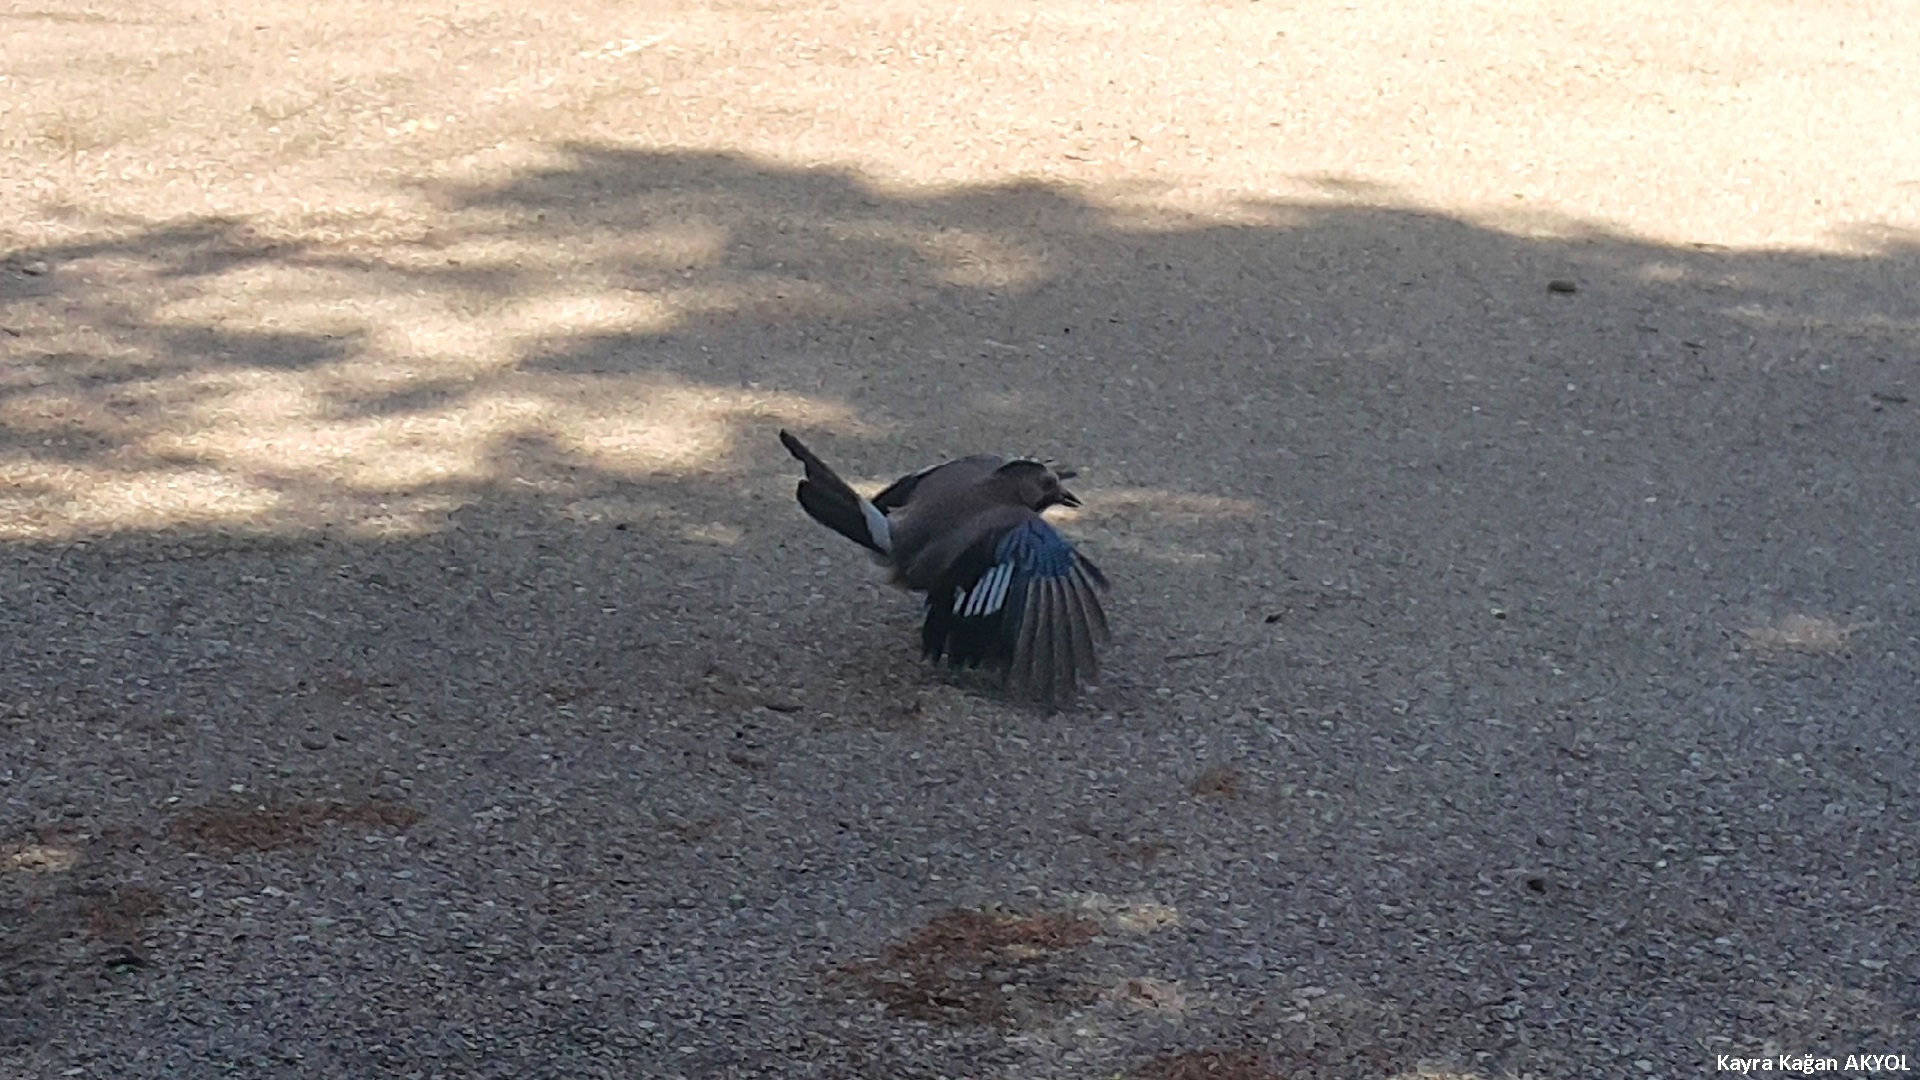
[4,0,1915,539]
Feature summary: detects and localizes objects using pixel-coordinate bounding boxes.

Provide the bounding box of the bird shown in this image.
[778,429,1110,703]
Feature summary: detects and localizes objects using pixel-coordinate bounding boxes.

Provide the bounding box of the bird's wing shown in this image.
[919,514,1110,704]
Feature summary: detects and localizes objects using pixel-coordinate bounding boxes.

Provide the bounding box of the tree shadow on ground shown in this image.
[2,146,1916,1078]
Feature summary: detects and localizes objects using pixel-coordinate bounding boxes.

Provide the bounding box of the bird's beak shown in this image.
[1058,488,1083,509]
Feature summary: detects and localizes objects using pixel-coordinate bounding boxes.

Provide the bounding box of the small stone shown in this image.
[1548,278,1578,293]
[102,946,147,971]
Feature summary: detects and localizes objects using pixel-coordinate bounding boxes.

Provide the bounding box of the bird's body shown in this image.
[778,430,1109,703]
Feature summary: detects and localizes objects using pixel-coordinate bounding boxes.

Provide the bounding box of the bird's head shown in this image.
[996,460,1081,511]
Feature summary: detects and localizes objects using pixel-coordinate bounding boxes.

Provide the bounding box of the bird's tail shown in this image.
[778,430,893,555]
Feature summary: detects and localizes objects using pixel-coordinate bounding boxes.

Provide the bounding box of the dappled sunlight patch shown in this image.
[0,327,858,535]
[505,291,683,340]
[1636,260,1691,285]
[149,383,543,489]
[157,267,383,344]
[431,148,1074,317]
[0,384,139,443]
[1067,487,1264,566]
[0,197,868,537]
[546,376,860,475]
[677,521,743,546]
[334,493,472,537]
[150,255,653,377]
[3,842,83,874]
[151,372,829,485]
[1742,613,1872,655]
[1067,891,1182,933]
[1078,488,1264,522]
[0,462,283,539]
[552,383,735,473]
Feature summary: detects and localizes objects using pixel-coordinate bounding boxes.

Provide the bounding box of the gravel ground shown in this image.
[5,1,1920,1078]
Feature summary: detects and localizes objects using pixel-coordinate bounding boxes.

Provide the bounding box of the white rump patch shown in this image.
[859,498,892,554]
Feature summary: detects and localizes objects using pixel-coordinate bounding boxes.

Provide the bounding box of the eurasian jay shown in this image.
[779,430,1110,703]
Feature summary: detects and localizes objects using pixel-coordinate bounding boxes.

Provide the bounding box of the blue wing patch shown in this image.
[924,515,1106,703]
[951,519,1076,616]
[995,518,1078,578]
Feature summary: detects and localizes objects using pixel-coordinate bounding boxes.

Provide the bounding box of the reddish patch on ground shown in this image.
[85,885,168,942]
[1190,766,1243,799]
[1132,1048,1286,1080]
[171,798,422,852]
[840,909,1100,1026]
[1108,839,1176,864]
